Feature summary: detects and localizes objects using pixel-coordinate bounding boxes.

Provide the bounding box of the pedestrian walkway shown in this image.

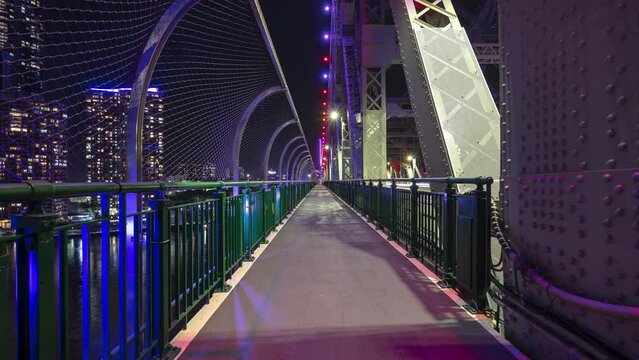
[178,186,518,359]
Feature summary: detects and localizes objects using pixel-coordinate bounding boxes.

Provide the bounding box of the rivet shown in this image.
[606,129,616,137]
[604,234,613,243]
[617,96,627,104]
[605,84,615,93]
[603,218,613,227]
[579,268,586,277]
[603,196,613,205]
[606,114,616,122]
[615,208,625,217]
[632,172,639,181]
[614,184,624,193]
[606,159,616,169]
[603,173,613,182]
[618,142,628,151]
[575,174,584,183]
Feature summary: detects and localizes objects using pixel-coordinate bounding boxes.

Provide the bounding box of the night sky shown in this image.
[261,1,327,170]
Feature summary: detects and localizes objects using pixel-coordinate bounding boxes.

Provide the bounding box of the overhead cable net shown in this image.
[0,0,172,183]
[151,0,281,181]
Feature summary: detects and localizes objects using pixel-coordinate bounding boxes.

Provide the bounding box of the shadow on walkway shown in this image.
[179,187,516,360]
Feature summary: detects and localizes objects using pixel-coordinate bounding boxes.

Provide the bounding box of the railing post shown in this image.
[408,178,418,257]
[368,180,374,220]
[474,182,490,309]
[272,184,280,228]
[276,183,283,224]
[11,206,57,360]
[262,185,269,244]
[150,198,179,357]
[242,185,254,261]
[389,178,397,241]
[284,182,290,216]
[376,179,383,229]
[214,190,231,292]
[442,183,457,284]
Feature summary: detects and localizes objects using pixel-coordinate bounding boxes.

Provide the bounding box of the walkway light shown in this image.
[324,5,330,13]
[325,145,329,150]
[330,111,339,121]
[407,155,413,162]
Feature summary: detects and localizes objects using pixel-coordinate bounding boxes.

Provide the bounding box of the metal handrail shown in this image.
[327,177,493,185]
[0,180,310,202]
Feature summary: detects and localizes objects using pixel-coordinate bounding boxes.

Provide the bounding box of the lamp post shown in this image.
[407,155,417,178]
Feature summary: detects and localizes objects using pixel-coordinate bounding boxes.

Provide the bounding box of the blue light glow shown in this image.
[324,5,330,12]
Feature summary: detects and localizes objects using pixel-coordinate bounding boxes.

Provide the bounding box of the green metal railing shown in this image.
[326,177,492,310]
[0,180,314,359]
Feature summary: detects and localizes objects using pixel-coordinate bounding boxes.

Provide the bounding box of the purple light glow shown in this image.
[89,87,159,93]
[323,34,329,40]
[323,73,328,79]
[324,5,330,12]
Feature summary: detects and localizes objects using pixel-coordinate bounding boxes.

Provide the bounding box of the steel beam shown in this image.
[362,67,388,179]
[284,144,307,180]
[127,0,199,183]
[250,0,316,170]
[389,0,500,192]
[262,119,297,179]
[278,136,303,178]
[289,150,310,181]
[232,86,286,181]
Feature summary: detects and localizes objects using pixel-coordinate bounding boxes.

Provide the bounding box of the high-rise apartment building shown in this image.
[0,0,68,223]
[85,87,164,183]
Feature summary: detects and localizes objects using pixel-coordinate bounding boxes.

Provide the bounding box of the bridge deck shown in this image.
[178,187,516,359]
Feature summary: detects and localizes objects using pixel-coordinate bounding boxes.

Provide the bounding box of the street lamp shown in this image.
[330,111,339,121]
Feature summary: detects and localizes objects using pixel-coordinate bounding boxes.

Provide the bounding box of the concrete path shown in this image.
[179,187,517,359]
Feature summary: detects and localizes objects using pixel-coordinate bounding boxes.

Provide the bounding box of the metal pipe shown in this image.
[490,204,639,320]
[326,177,494,185]
[491,284,621,359]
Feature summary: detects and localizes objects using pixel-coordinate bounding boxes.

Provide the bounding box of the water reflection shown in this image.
[5,230,150,359]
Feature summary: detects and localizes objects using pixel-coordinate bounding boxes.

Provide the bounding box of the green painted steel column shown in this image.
[442,183,457,283]
[242,185,254,261]
[474,183,490,309]
[376,179,383,229]
[408,178,419,257]
[12,212,58,360]
[150,198,179,357]
[262,185,270,244]
[270,184,277,229]
[390,178,397,241]
[276,184,282,224]
[214,190,231,292]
